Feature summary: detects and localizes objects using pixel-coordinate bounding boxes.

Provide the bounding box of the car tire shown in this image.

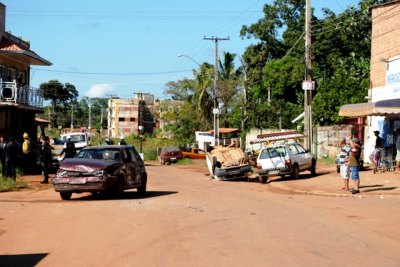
[137,175,147,195]
[60,192,72,200]
[311,160,317,176]
[259,176,267,184]
[290,165,300,179]
[113,175,125,196]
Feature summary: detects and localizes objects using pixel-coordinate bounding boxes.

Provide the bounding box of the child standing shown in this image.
[338,138,351,190]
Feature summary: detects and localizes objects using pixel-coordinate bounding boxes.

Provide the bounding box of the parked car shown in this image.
[157,146,183,165]
[182,148,206,159]
[206,146,251,181]
[52,145,147,200]
[256,142,316,183]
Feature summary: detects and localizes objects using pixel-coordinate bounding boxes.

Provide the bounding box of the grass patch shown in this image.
[0,177,29,192]
[318,157,336,165]
[176,158,193,165]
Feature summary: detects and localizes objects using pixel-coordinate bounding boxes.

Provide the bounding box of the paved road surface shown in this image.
[1,163,400,267]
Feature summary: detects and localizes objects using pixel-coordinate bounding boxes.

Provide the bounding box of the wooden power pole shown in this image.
[203,36,229,146]
[304,0,313,151]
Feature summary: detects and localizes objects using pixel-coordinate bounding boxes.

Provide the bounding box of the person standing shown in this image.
[348,138,362,194]
[40,136,53,184]
[371,130,384,174]
[59,135,76,159]
[0,136,6,177]
[338,138,351,190]
[22,132,31,155]
[118,137,127,145]
[395,128,400,173]
[4,137,18,180]
[22,132,33,173]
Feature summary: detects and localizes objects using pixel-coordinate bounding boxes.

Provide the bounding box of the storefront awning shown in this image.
[339,99,400,117]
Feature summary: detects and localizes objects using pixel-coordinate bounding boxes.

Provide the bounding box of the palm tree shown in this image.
[217,52,242,127]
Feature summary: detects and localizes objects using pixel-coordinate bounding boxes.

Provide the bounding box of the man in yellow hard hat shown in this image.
[22,132,31,155]
[22,132,33,173]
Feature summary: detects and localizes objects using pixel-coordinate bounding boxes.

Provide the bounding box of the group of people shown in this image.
[0,136,19,180]
[0,132,73,183]
[338,128,400,194]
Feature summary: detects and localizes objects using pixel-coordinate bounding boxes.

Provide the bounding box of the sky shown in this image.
[4,0,358,100]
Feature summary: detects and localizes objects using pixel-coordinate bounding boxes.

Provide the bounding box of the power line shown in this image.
[31,68,193,76]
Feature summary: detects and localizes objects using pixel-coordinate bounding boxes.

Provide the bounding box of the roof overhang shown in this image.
[209,128,240,134]
[0,50,52,66]
[339,99,400,117]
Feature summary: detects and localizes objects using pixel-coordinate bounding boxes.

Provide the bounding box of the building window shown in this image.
[130,118,135,122]
[119,117,125,122]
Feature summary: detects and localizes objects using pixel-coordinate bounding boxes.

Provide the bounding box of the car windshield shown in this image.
[259,147,286,159]
[75,148,121,161]
[164,146,180,152]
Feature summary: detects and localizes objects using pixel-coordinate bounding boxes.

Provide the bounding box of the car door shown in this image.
[126,147,145,185]
[293,144,312,170]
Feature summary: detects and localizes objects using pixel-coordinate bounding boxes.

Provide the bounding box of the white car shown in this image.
[60,132,90,150]
[256,142,316,183]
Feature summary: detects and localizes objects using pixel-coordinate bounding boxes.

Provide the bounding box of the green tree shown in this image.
[40,80,79,127]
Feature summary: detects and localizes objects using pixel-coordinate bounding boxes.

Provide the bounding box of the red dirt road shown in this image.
[1,161,400,266]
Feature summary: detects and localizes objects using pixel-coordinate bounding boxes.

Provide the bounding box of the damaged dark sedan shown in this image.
[52,145,147,200]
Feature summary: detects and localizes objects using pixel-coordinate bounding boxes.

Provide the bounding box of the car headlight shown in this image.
[57,170,69,178]
[93,170,105,177]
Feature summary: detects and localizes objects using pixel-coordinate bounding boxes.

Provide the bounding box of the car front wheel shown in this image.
[311,160,317,176]
[60,192,72,200]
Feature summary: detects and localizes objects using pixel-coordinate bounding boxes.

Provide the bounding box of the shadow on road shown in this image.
[72,190,178,201]
[0,253,47,267]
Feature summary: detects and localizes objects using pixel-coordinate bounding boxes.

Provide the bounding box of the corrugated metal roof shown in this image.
[250,131,305,144]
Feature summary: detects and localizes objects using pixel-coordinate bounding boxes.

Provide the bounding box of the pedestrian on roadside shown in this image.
[338,138,351,190]
[22,132,31,155]
[348,138,362,194]
[40,136,53,184]
[0,136,6,177]
[395,128,400,173]
[22,132,33,173]
[370,130,384,174]
[59,135,76,159]
[4,137,18,180]
[118,137,127,145]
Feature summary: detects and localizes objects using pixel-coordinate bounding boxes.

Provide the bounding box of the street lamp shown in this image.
[177,54,201,67]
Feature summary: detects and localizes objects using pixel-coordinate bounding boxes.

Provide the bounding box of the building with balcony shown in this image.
[0,3,52,140]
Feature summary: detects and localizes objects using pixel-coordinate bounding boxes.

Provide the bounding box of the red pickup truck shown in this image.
[182,148,206,159]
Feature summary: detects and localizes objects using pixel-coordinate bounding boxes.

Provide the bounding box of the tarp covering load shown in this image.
[250,131,305,144]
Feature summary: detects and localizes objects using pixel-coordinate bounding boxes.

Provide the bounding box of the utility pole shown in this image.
[304,0,313,151]
[204,36,229,146]
[87,98,92,130]
[70,105,74,130]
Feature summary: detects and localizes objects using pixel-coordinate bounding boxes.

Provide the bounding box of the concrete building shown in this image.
[107,93,155,138]
[0,3,51,141]
[339,0,400,167]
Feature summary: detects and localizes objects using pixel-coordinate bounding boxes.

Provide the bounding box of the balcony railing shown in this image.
[0,81,43,108]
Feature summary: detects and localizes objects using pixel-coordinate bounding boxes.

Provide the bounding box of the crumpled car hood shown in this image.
[59,158,119,172]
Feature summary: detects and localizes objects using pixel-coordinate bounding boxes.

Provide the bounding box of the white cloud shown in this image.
[85,83,116,98]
